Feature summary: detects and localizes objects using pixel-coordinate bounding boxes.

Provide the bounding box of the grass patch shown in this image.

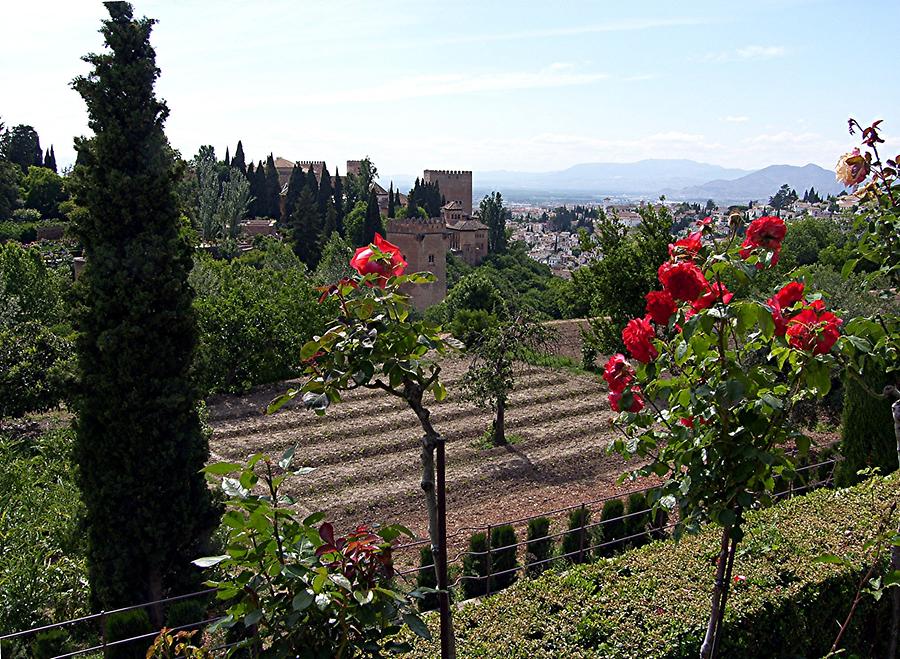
[470,429,524,450]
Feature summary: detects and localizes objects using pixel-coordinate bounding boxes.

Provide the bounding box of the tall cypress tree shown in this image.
[283,164,304,224]
[363,187,385,245]
[305,165,319,202]
[223,146,230,168]
[252,160,267,218]
[407,188,420,219]
[44,146,58,172]
[289,186,322,268]
[245,161,257,216]
[317,164,333,216]
[231,140,246,174]
[70,1,218,615]
[264,153,280,220]
[387,181,395,218]
[332,166,344,235]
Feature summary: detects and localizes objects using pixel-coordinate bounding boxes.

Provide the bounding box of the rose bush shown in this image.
[604,213,865,657]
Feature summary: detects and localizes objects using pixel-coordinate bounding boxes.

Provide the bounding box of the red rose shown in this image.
[658,261,709,302]
[679,416,694,428]
[609,387,645,413]
[622,316,658,363]
[773,282,804,308]
[668,231,703,260]
[602,353,634,393]
[645,290,677,325]
[350,233,407,286]
[697,216,714,228]
[745,216,786,249]
[786,305,842,354]
[692,281,733,312]
[768,297,789,336]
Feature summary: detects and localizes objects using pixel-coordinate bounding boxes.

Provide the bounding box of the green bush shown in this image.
[0,221,38,243]
[449,308,497,347]
[11,208,42,224]
[416,546,439,612]
[165,598,207,629]
[403,475,897,658]
[525,517,553,577]
[0,427,88,635]
[0,323,73,419]
[489,525,518,592]
[30,628,72,659]
[104,609,153,659]
[462,532,489,599]
[190,256,334,394]
[597,498,626,557]
[836,369,898,486]
[623,492,651,548]
[561,507,591,564]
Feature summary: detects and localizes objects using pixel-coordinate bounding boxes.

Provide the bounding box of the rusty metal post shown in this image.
[435,437,453,659]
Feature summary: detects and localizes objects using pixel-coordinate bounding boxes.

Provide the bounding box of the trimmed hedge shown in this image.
[404,475,897,658]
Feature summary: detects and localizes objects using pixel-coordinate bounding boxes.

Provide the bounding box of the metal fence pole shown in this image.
[578,503,586,563]
[99,610,107,659]
[486,524,493,597]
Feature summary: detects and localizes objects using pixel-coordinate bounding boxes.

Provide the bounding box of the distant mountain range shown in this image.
[387,159,844,205]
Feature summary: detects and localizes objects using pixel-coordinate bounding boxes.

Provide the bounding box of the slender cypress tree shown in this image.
[406,188,420,218]
[320,199,338,247]
[264,153,280,219]
[363,187,385,245]
[305,165,319,201]
[289,186,322,268]
[245,161,257,216]
[44,146,58,172]
[253,160,267,218]
[223,146,230,168]
[387,182,395,218]
[332,166,344,235]
[231,140,246,174]
[317,165,333,215]
[283,164,305,224]
[69,1,218,616]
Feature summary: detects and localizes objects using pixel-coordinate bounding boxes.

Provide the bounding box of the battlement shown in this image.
[387,218,447,234]
[424,169,472,176]
[298,160,325,166]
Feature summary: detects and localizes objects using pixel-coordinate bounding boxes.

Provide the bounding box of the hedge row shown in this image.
[403,474,897,658]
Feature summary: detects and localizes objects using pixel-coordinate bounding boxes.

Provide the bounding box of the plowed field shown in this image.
[207,358,646,549]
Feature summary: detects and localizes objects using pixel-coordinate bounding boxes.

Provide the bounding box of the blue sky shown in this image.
[2,0,898,178]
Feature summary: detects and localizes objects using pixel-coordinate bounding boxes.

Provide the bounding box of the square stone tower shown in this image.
[424,170,473,217]
[386,218,449,311]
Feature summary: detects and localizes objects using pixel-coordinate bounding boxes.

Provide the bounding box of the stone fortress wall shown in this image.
[424,169,473,216]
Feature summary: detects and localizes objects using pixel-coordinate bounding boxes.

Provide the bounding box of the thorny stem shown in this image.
[265,461,286,564]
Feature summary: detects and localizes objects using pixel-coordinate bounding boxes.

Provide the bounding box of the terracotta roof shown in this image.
[447,219,487,231]
[442,200,462,210]
[274,157,294,169]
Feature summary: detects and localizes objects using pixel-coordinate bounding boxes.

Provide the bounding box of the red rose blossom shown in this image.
[773,281,804,308]
[658,260,709,302]
[622,316,658,363]
[645,290,677,325]
[692,281,733,311]
[697,216,714,228]
[350,233,407,286]
[609,387,645,413]
[786,305,842,354]
[679,416,695,428]
[668,231,703,260]
[602,353,634,393]
[768,297,789,336]
[745,216,786,249]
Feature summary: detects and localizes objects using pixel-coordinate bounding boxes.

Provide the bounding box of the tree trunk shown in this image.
[406,384,456,658]
[700,528,732,659]
[494,398,506,446]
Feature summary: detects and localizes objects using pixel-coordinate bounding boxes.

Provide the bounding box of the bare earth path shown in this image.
[207,358,646,552]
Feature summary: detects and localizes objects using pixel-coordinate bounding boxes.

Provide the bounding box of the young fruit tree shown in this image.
[606,213,871,658]
[460,312,554,446]
[269,233,461,657]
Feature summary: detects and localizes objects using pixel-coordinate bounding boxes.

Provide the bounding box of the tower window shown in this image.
[428,254,435,263]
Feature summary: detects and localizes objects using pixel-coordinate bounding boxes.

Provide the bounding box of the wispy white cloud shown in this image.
[722,115,750,123]
[694,45,786,63]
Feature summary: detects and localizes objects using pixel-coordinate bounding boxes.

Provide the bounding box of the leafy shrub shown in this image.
[450,308,497,347]
[0,427,88,634]
[597,498,626,557]
[165,599,208,629]
[403,475,897,658]
[489,525,518,592]
[11,208,41,223]
[31,628,72,659]
[836,369,897,486]
[104,609,153,659]
[462,532,489,599]
[623,492,651,548]
[0,323,72,418]
[190,256,334,394]
[0,221,38,243]
[561,507,591,564]
[525,517,553,576]
[417,546,439,612]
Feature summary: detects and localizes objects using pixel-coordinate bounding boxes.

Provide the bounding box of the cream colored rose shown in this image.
[835,148,869,187]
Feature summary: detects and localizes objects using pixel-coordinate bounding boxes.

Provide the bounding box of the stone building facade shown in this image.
[385,218,449,311]
[424,169,473,216]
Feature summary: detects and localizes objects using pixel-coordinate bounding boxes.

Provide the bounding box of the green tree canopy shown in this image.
[480,191,509,254]
[21,165,66,219]
[0,125,43,173]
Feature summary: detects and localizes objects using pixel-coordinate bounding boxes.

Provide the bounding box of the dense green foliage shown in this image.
[0,124,43,173]
[0,427,88,635]
[480,192,509,254]
[836,369,897,486]
[624,492,651,548]
[462,532,489,599]
[489,525,519,592]
[561,507,591,564]
[525,517,553,576]
[190,251,333,394]
[104,610,153,659]
[596,498,626,557]
[21,166,66,219]
[417,546,439,612]
[405,475,897,658]
[69,3,218,611]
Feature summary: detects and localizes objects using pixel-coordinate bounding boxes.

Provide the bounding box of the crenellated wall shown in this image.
[424,169,473,216]
[386,218,449,311]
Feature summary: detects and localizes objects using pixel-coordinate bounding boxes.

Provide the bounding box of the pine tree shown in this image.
[231,140,246,174]
[363,187,385,245]
[223,146,230,168]
[387,182,395,218]
[283,164,305,224]
[264,153,280,220]
[332,166,344,235]
[288,187,322,268]
[69,1,218,616]
[44,146,58,172]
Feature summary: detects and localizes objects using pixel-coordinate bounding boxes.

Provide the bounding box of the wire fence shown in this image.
[0,457,840,659]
